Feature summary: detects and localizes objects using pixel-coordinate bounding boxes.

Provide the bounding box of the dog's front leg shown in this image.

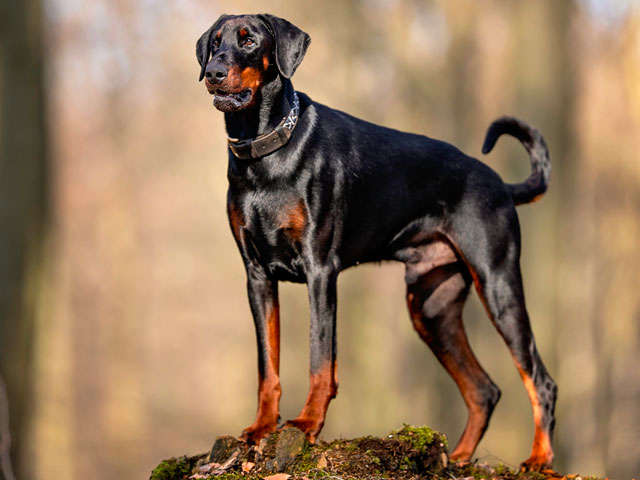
[241,264,281,445]
[285,265,338,443]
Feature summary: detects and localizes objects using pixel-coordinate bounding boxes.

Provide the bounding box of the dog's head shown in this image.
[196,14,310,112]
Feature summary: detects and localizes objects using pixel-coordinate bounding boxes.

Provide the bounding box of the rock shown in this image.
[207,435,242,463]
[275,427,308,471]
[214,449,239,473]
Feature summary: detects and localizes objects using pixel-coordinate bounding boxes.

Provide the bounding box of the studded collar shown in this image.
[227,92,300,160]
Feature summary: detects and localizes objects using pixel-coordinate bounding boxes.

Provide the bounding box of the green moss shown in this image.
[494,462,511,476]
[301,469,332,479]
[364,450,382,466]
[215,474,256,480]
[288,445,332,479]
[400,455,412,469]
[291,443,317,472]
[149,457,192,480]
[518,471,548,480]
[343,440,359,453]
[391,424,440,450]
[449,461,572,480]
[215,473,265,480]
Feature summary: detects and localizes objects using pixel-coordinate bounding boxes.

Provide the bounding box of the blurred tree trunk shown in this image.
[0,0,48,478]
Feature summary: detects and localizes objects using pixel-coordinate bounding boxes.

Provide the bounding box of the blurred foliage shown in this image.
[2,1,638,479]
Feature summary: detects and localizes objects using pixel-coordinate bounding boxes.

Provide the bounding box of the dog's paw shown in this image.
[241,421,278,445]
[448,448,473,463]
[281,418,323,444]
[519,454,555,473]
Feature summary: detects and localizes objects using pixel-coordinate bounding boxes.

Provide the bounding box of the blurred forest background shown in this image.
[1,0,640,479]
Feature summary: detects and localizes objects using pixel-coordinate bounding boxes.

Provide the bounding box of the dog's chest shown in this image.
[228,191,308,281]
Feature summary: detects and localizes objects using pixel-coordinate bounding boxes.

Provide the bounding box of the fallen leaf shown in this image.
[264,474,291,480]
[195,462,220,474]
[316,452,328,469]
[242,461,255,473]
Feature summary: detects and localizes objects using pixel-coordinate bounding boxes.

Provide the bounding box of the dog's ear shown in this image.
[258,14,311,79]
[196,14,229,81]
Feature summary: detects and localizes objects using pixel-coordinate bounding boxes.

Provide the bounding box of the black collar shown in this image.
[227,92,300,160]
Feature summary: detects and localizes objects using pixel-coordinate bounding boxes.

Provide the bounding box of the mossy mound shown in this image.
[150,455,207,480]
[148,425,603,480]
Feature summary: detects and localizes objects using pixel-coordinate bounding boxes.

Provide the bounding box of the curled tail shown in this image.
[482,116,551,205]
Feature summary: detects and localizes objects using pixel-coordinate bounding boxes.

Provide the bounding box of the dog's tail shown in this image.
[482,116,551,206]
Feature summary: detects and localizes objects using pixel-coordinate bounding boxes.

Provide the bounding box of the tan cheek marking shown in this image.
[204,78,216,93]
[223,65,242,88]
[240,67,263,90]
[263,55,270,71]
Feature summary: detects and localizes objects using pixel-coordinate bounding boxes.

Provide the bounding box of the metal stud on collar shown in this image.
[283,92,299,131]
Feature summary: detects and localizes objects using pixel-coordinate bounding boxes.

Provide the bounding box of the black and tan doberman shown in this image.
[196,13,557,472]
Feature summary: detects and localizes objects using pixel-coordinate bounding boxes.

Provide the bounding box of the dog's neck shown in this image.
[224,77,296,140]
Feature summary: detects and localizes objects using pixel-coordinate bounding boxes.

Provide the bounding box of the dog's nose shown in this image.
[205,63,228,83]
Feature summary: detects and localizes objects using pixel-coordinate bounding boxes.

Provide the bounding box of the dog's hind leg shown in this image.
[469,263,556,471]
[452,208,557,471]
[405,244,501,462]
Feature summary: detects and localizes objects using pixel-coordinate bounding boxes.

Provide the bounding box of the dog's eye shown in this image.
[243,37,255,47]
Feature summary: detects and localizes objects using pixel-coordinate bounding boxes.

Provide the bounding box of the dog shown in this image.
[196,13,557,472]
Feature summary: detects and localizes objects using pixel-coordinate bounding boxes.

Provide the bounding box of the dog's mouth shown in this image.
[212,88,253,112]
